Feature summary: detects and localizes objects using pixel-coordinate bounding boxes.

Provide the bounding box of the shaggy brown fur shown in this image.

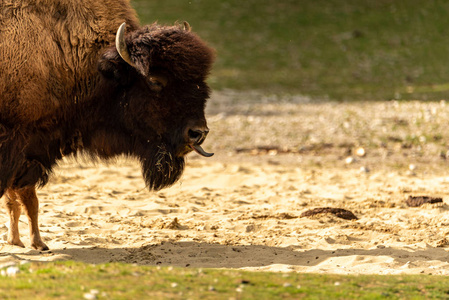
[0,0,215,250]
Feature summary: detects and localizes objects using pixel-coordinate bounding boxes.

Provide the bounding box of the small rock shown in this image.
[300,207,358,220]
[406,196,443,207]
[359,166,370,173]
[355,147,366,157]
[5,266,20,277]
[268,149,278,156]
[345,156,355,164]
[83,293,97,300]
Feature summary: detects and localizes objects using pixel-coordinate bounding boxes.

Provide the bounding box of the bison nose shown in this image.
[187,128,209,145]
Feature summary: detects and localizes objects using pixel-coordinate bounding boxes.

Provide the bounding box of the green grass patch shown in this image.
[2,261,449,299]
[132,0,449,100]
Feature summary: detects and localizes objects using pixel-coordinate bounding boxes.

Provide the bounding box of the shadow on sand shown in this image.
[3,241,449,270]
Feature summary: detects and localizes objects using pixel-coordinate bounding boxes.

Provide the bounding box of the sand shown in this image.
[2,91,449,275]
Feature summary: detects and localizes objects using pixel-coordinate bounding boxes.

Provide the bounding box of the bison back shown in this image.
[0,0,139,125]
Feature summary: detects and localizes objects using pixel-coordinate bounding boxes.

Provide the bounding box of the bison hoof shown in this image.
[31,241,49,251]
[8,239,25,248]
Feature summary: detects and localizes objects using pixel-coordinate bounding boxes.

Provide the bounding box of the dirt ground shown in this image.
[3,91,449,275]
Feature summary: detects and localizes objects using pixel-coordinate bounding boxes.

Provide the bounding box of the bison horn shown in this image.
[182,21,191,32]
[116,22,136,68]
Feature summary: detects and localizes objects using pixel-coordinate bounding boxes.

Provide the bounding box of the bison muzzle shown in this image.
[0,0,215,251]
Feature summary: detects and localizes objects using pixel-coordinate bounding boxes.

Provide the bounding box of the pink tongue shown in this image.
[192,144,214,157]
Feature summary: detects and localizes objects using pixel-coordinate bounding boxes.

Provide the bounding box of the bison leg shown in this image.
[13,186,49,251]
[3,189,25,248]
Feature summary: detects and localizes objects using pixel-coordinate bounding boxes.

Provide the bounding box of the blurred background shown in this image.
[132,0,449,101]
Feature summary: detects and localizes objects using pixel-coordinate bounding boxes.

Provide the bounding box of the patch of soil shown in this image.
[300,207,358,220]
[405,196,443,207]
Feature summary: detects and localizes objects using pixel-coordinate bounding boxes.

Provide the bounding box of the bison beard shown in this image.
[141,144,185,191]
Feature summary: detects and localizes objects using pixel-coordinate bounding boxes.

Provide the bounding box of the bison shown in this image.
[0,0,215,250]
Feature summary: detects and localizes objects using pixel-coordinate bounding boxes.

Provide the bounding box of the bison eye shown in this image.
[148,75,168,92]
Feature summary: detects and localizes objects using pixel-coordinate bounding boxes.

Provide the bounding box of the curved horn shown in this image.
[182,21,191,32]
[115,22,135,67]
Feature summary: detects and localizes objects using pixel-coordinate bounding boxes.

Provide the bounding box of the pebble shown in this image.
[83,290,99,300]
[345,156,355,164]
[359,166,370,173]
[1,266,20,277]
[83,293,97,300]
[355,147,366,157]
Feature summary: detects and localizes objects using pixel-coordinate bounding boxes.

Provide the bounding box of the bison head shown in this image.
[96,22,215,191]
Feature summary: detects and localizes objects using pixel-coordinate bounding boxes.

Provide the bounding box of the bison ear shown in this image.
[97,49,133,85]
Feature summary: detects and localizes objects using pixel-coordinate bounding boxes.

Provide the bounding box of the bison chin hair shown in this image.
[140,144,185,191]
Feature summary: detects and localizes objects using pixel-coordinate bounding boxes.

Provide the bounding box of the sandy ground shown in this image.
[3,91,449,275]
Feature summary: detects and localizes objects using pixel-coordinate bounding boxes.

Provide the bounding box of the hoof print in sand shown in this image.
[406,196,443,207]
[300,207,358,220]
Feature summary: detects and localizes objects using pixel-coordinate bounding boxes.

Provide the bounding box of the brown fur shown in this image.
[0,0,140,123]
[0,0,215,250]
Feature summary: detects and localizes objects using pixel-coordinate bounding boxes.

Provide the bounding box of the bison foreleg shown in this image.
[3,189,25,248]
[10,187,48,251]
